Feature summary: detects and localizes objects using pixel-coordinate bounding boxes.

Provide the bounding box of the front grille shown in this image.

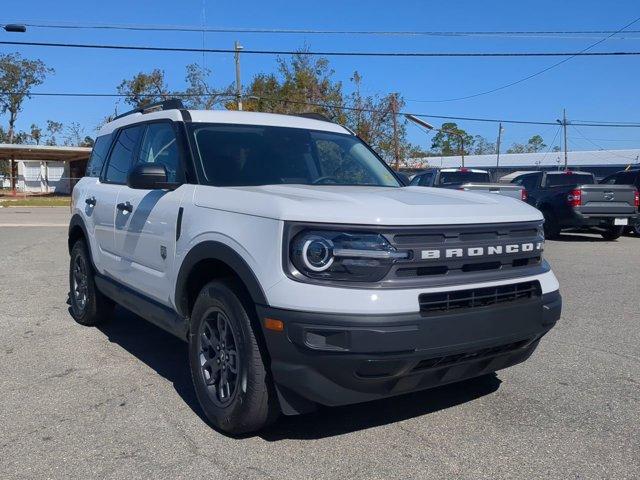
[384,221,546,287]
[411,339,531,372]
[419,280,541,316]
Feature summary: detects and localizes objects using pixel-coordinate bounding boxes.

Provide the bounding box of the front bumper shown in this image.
[258,290,561,414]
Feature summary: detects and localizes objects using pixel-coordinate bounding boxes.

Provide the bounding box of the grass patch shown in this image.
[0,196,70,207]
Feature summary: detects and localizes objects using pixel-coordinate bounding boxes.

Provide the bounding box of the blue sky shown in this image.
[2,0,640,158]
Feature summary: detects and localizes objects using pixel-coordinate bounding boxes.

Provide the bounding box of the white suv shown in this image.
[68,100,561,434]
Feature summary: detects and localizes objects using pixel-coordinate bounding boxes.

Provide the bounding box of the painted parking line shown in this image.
[0,223,68,227]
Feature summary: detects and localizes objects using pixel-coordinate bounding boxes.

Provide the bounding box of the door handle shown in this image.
[85,196,96,207]
[116,201,133,213]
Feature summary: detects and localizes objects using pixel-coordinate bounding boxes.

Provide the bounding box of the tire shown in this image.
[69,239,114,326]
[542,210,561,239]
[188,280,278,435]
[601,226,623,241]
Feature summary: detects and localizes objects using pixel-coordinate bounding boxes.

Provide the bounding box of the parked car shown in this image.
[508,170,639,240]
[410,167,527,201]
[68,100,561,434]
[600,169,640,235]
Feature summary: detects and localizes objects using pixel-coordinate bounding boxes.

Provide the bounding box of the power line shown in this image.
[3,39,640,57]
[406,15,640,103]
[5,89,640,128]
[6,21,640,38]
[570,125,639,160]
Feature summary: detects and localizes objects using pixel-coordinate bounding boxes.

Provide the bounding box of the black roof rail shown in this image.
[113,98,185,121]
[296,112,334,123]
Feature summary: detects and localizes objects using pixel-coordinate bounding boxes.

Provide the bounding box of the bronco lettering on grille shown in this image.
[421,242,543,260]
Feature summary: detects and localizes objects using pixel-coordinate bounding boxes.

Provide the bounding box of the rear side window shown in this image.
[613,171,638,185]
[418,172,434,186]
[85,134,112,177]
[104,125,144,184]
[515,174,540,190]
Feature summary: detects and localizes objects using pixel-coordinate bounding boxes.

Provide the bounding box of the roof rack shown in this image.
[113,98,185,121]
[296,112,333,123]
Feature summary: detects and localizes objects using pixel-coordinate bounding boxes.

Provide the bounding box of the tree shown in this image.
[507,135,547,154]
[0,53,52,188]
[183,63,232,110]
[0,53,52,143]
[234,52,346,121]
[430,123,474,156]
[45,120,63,146]
[472,135,496,155]
[234,54,422,163]
[117,69,170,108]
[30,123,42,145]
[63,122,91,146]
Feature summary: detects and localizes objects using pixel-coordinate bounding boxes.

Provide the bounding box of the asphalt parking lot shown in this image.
[1,207,638,479]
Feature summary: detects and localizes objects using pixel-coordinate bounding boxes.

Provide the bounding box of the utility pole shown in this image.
[562,109,568,169]
[234,41,243,111]
[495,122,503,171]
[390,93,400,170]
[558,108,568,170]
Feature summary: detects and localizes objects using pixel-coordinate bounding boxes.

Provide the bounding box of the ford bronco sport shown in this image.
[68,100,562,434]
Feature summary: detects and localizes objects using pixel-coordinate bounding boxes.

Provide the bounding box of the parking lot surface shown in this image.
[1,207,638,479]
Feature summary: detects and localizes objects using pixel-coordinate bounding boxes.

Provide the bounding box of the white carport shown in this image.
[0,144,91,194]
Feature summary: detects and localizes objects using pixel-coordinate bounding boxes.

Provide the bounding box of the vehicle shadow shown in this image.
[552,233,607,242]
[96,306,502,440]
[96,306,209,425]
[260,374,501,441]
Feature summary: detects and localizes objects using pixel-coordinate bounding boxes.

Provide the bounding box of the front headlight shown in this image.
[289,229,410,282]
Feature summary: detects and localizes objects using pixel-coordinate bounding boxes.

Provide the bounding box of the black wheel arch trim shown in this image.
[175,241,268,318]
[68,214,100,272]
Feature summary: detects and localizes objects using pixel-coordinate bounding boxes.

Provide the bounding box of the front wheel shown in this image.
[188,280,278,435]
[601,226,623,241]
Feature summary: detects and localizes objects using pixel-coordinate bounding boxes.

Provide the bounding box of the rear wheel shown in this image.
[188,280,278,435]
[542,210,561,239]
[601,226,623,241]
[69,239,113,326]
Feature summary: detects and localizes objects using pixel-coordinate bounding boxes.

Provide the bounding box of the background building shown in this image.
[406,149,640,180]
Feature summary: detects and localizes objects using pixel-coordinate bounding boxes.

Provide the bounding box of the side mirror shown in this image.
[127,163,178,190]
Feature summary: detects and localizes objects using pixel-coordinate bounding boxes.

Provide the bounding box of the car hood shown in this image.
[193,184,543,225]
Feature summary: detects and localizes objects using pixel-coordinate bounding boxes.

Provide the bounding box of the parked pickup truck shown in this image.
[410,167,527,201]
[600,168,640,236]
[68,100,561,434]
[507,170,639,240]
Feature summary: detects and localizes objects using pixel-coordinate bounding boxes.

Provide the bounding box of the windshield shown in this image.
[545,173,594,187]
[438,171,491,185]
[189,124,401,187]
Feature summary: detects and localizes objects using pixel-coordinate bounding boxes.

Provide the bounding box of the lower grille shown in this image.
[419,280,541,316]
[411,339,530,372]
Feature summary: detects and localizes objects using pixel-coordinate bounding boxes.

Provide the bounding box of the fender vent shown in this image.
[419,281,541,316]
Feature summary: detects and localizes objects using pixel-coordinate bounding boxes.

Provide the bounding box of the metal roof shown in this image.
[0,143,91,162]
[418,149,640,169]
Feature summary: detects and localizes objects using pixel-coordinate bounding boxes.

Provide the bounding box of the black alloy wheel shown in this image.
[189,280,279,434]
[198,308,241,407]
[71,254,89,314]
[68,239,113,326]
